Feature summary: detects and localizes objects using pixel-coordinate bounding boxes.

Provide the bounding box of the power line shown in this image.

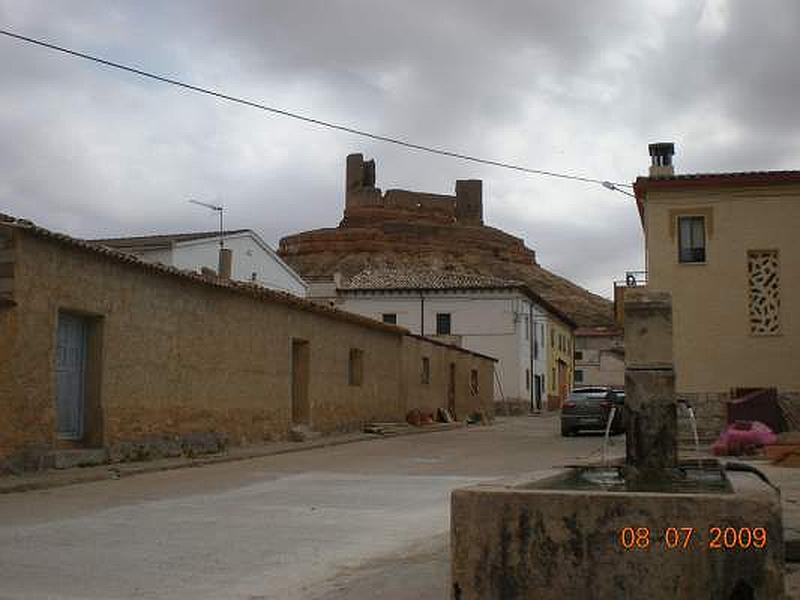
[0,28,633,190]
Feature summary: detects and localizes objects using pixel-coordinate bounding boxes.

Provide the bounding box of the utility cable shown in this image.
[0,28,633,190]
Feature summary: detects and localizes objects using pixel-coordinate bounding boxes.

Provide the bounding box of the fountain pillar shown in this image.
[623,289,678,474]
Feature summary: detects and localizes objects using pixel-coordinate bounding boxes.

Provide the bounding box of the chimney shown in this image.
[218,248,233,281]
[648,142,675,177]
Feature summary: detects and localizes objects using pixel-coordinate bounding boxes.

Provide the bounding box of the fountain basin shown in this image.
[451,464,784,599]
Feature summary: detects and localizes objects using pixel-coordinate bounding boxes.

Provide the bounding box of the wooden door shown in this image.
[291,339,310,425]
[55,313,87,440]
[557,360,568,408]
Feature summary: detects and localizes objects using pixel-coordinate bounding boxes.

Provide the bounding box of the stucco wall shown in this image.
[644,185,800,393]
[545,318,575,408]
[400,336,493,419]
[0,226,494,463]
[337,291,545,403]
[574,334,624,388]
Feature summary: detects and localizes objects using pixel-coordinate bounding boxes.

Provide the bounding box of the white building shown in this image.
[93,229,307,297]
[574,327,625,388]
[309,268,575,410]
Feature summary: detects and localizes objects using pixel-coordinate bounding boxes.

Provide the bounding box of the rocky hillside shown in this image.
[279,210,615,328]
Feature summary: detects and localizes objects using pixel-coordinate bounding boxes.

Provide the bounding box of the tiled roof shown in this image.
[0,214,403,332]
[638,170,800,184]
[633,169,800,223]
[341,267,576,328]
[92,229,250,249]
[0,213,498,361]
[341,268,521,291]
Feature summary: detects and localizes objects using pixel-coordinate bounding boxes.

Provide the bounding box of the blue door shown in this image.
[55,313,87,439]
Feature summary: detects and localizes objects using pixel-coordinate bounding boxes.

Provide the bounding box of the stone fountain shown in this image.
[451,290,784,599]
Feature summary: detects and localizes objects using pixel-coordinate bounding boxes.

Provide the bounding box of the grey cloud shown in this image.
[0,0,797,299]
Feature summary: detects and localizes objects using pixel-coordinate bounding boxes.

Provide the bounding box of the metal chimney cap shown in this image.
[648,142,675,157]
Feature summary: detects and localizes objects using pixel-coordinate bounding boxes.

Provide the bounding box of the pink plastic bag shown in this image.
[712,420,777,456]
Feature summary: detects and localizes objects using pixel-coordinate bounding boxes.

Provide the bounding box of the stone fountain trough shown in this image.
[451,291,784,599]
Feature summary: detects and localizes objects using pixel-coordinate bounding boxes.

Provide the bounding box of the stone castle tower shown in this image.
[344,153,483,226]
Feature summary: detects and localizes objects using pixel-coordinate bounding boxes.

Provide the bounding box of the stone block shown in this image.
[289,425,321,442]
[625,369,677,471]
[451,470,784,599]
[51,448,109,469]
[624,289,673,369]
[109,435,183,463]
[180,432,228,457]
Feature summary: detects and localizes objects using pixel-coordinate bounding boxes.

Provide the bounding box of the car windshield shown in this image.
[569,391,608,401]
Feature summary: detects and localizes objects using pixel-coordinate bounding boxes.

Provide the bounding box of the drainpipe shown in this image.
[419,292,425,336]
[529,302,535,413]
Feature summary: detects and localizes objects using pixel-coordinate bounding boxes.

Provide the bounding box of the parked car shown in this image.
[561,386,625,436]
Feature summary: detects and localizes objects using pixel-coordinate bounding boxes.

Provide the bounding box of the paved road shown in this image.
[0,416,618,600]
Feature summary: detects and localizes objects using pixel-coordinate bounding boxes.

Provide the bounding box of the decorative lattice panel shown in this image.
[748,251,780,335]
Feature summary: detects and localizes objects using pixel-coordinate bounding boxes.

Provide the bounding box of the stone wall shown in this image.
[677,392,729,443]
[344,153,483,226]
[0,223,494,466]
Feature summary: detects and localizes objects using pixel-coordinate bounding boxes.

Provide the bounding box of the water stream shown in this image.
[686,405,701,466]
[602,406,617,466]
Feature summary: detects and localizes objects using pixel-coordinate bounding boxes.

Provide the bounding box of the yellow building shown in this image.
[546,316,575,410]
[633,143,799,421]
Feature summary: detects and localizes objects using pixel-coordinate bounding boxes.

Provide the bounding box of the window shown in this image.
[748,250,780,335]
[550,329,555,348]
[523,315,529,340]
[551,368,556,391]
[574,350,583,361]
[574,370,584,383]
[436,313,451,335]
[470,369,479,395]
[348,348,363,386]
[382,313,397,325]
[421,357,430,384]
[678,216,706,263]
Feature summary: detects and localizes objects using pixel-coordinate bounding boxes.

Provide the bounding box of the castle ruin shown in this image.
[344,153,483,226]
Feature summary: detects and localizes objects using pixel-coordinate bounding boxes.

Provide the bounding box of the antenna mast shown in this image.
[188,199,225,248]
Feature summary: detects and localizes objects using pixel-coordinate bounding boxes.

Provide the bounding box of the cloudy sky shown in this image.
[2,0,798,297]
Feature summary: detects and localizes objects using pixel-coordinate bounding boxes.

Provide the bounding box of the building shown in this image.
[573,327,624,388]
[632,142,800,436]
[0,214,494,469]
[94,229,307,297]
[545,312,576,410]
[308,267,576,412]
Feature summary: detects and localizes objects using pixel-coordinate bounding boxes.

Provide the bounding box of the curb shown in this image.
[0,422,468,495]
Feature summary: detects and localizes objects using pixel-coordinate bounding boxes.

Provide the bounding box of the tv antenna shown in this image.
[189,199,225,248]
